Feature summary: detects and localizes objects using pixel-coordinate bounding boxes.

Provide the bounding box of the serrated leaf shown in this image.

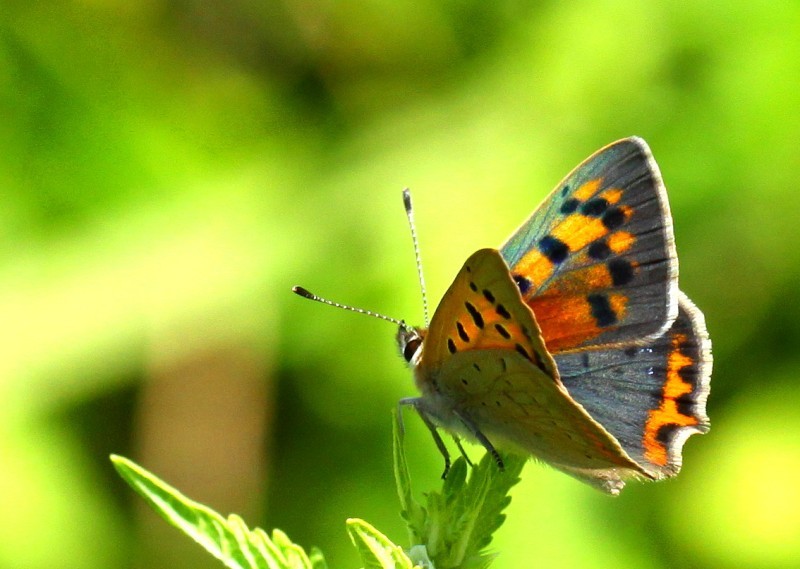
[111,454,322,569]
[392,431,526,569]
[467,454,525,554]
[346,518,417,569]
[440,456,493,568]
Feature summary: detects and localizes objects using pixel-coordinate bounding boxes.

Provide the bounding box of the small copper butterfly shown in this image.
[295,137,711,495]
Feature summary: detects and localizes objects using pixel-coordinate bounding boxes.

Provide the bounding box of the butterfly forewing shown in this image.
[500,138,678,353]
[433,349,647,480]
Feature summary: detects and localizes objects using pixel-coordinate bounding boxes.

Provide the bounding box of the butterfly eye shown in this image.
[403,337,422,362]
[397,327,424,363]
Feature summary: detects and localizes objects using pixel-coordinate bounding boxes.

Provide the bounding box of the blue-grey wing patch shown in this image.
[555,292,711,478]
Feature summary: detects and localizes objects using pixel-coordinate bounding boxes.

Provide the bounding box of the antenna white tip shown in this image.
[292,285,315,299]
[402,188,413,212]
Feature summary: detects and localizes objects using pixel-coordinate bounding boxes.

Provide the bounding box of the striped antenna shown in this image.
[292,286,412,332]
[403,188,430,326]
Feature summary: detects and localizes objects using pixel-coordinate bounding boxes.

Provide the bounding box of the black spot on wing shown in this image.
[513,274,532,295]
[539,235,569,264]
[560,198,580,214]
[608,258,635,286]
[496,304,511,319]
[655,424,673,445]
[515,344,532,361]
[465,301,484,329]
[447,338,457,354]
[520,325,533,341]
[678,365,695,383]
[494,323,511,339]
[587,293,617,327]
[676,393,696,417]
[588,240,612,260]
[580,197,609,216]
[482,289,495,303]
[456,321,470,342]
[601,207,627,230]
[533,351,547,373]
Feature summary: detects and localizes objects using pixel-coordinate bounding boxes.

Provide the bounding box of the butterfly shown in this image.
[296,137,711,495]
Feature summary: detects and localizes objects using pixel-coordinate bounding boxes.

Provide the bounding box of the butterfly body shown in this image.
[397,138,711,495]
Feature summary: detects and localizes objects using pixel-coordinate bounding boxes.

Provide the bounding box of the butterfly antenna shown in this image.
[403,188,430,326]
[292,286,412,332]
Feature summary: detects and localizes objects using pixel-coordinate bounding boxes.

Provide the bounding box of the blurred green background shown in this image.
[2,1,799,568]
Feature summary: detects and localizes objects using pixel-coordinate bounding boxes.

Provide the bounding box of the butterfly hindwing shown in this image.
[428,347,649,493]
[554,291,711,479]
[500,137,678,353]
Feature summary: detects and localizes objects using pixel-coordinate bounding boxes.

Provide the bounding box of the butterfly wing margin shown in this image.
[555,291,711,479]
[500,138,679,353]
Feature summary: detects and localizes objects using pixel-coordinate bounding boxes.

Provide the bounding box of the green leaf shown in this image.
[346,518,417,569]
[393,421,526,569]
[393,409,427,545]
[111,455,325,569]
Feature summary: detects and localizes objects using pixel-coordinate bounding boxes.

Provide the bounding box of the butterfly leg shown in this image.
[398,397,452,478]
[451,436,474,467]
[452,409,505,471]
